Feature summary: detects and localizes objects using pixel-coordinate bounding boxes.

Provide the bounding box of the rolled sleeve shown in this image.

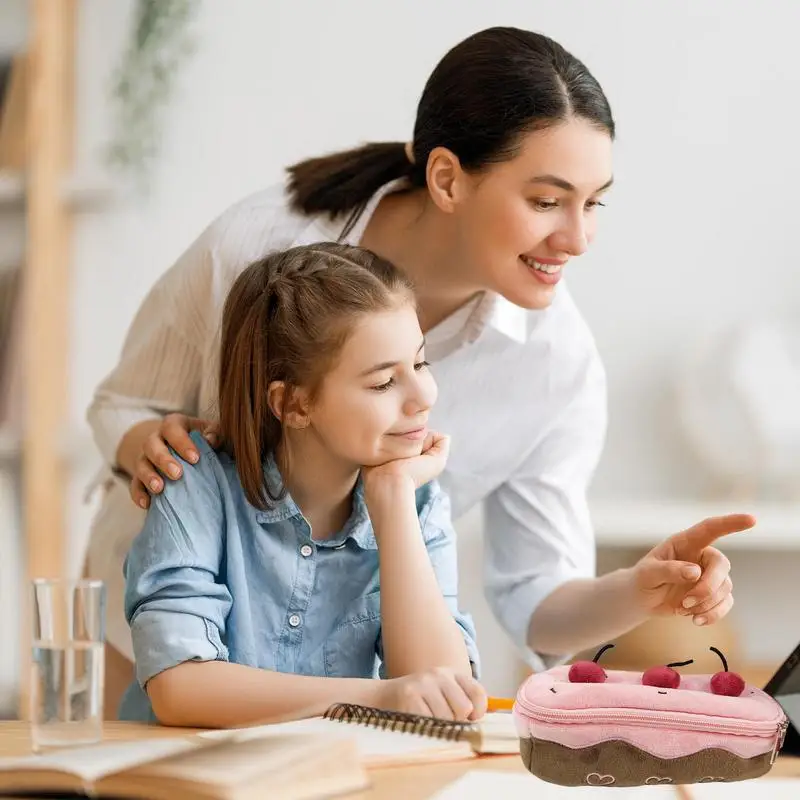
[483,350,606,672]
[124,433,232,688]
[419,486,482,678]
[128,587,231,689]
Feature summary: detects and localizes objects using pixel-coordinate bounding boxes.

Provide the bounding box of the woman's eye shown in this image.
[531,198,558,211]
[586,200,607,210]
[414,360,430,371]
[371,379,394,392]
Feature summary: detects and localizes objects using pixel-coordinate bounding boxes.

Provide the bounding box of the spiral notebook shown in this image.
[199,704,519,767]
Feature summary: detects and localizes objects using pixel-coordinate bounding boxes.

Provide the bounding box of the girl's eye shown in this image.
[371,378,394,392]
[414,360,430,371]
[586,200,607,210]
[531,198,558,211]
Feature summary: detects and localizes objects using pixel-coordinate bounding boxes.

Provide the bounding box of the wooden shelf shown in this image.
[592,499,800,550]
[0,171,119,211]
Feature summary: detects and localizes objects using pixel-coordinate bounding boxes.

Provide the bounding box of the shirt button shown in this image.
[288,614,301,628]
[300,544,313,557]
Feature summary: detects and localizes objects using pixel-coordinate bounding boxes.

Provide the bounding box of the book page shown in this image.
[430,771,679,799]
[474,712,519,753]
[0,737,200,783]
[199,716,474,765]
[134,734,342,785]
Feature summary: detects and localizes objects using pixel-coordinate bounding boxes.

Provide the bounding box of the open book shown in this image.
[200,705,520,767]
[0,731,368,800]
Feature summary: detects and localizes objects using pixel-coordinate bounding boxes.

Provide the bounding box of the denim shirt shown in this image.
[118,431,479,722]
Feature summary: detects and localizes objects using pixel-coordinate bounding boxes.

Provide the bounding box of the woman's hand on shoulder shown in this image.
[376,666,487,722]
[362,432,450,498]
[119,414,221,510]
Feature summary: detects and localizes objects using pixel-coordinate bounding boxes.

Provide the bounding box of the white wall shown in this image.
[33,0,800,698]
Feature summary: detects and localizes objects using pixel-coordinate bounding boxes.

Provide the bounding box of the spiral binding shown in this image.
[323,703,476,741]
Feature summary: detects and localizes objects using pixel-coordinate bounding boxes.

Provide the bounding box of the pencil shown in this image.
[487,696,515,712]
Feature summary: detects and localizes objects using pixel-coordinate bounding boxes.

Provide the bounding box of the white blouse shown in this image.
[86,179,607,672]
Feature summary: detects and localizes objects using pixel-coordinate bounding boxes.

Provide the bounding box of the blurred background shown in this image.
[2,0,800,717]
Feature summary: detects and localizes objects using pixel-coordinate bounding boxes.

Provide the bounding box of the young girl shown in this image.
[118,243,485,727]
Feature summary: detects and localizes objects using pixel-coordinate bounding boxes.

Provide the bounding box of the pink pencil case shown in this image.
[512,646,788,788]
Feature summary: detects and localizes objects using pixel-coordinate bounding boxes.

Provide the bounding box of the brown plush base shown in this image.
[520,736,774,787]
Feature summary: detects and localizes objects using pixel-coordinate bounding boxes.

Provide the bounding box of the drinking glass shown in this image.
[30,578,106,750]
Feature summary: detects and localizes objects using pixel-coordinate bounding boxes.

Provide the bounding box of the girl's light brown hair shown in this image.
[218,242,414,510]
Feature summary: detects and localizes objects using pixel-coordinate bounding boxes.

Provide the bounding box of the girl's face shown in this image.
[450,116,614,310]
[306,301,438,467]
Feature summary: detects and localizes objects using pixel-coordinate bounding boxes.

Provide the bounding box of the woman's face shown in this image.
[452,117,614,310]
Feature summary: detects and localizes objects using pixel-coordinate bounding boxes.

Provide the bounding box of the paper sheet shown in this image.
[199,716,474,766]
[684,778,800,799]
[429,770,684,799]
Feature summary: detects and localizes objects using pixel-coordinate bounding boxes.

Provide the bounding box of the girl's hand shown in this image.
[362,432,450,493]
[632,513,756,626]
[126,414,220,509]
[376,667,487,722]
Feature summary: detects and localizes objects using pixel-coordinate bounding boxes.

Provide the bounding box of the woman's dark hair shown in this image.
[218,242,414,510]
[287,26,614,231]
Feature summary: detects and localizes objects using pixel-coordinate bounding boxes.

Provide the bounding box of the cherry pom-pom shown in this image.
[569,662,606,683]
[709,647,745,697]
[642,659,694,689]
[711,671,746,697]
[568,643,615,683]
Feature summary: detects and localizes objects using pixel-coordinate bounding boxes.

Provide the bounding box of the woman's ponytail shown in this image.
[286,141,420,222]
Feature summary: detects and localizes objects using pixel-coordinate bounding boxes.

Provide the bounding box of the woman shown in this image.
[87,26,752,713]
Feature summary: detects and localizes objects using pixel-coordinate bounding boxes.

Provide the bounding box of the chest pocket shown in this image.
[324,592,382,678]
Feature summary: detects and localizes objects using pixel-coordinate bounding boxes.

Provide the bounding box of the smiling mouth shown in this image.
[520,255,565,275]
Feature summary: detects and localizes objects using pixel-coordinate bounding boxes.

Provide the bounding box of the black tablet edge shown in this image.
[764,641,800,694]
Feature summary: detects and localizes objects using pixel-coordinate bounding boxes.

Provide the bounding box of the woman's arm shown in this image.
[365,476,474,678]
[482,346,607,669]
[87,230,213,474]
[485,347,749,661]
[88,195,284,494]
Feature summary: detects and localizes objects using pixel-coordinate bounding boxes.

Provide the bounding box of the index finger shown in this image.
[454,673,488,720]
[162,417,206,464]
[679,514,756,550]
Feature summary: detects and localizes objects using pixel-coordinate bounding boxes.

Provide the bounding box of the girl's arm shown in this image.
[126,436,385,728]
[147,661,382,729]
[365,476,476,679]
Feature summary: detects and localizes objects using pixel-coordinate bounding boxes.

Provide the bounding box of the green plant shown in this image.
[105,0,201,189]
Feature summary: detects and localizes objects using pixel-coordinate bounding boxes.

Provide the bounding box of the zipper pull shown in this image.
[771,719,788,764]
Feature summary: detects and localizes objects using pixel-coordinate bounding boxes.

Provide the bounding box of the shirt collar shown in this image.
[253,455,377,550]
[481,294,529,343]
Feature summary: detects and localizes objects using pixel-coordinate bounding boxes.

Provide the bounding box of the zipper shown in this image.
[771,718,789,764]
[516,696,784,739]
